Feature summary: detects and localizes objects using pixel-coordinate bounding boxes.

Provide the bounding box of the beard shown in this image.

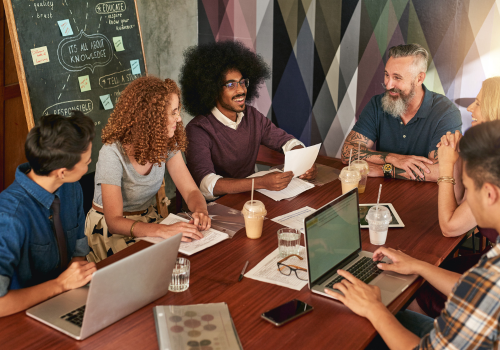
[381,84,415,118]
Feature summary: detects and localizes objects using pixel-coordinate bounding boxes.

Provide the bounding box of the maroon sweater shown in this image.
[185,106,296,186]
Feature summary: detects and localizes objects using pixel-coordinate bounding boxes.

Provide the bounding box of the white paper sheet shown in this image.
[244,247,308,291]
[140,214,229,255]
[271,206,316,233]
[284,143,321,177]
[247,170,315,201]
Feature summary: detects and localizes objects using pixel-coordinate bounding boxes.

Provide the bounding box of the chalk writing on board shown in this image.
[57,31,113,73]
[43,99,94,117]
[98,68,139,89]
[95,1,126,15]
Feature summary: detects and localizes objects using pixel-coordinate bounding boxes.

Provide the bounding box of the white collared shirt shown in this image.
[199,107,304,200]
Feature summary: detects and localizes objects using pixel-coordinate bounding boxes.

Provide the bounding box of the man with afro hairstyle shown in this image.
[180,40,316,200]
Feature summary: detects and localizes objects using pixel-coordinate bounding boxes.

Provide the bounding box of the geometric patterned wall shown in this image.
[198,0,500,158]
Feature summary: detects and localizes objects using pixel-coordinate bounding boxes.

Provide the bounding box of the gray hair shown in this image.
[388,43,428,76]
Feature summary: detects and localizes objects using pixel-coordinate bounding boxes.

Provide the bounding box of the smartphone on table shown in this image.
[261,299,313,326]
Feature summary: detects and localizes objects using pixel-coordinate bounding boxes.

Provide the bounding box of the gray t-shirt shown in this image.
[93,143,178,211]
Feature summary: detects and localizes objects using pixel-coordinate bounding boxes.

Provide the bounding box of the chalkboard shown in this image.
[4,0,147,172]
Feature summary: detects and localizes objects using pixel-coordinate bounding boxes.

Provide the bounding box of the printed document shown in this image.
[244,248,308,291]
[271,206,316,233]
[248,170,315,201]
[284,143,321,177]
[140,214,229,255]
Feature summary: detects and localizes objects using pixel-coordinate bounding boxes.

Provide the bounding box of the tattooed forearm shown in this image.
[394,166,425,181]
[429,150,439,164]
[342,140,388,164]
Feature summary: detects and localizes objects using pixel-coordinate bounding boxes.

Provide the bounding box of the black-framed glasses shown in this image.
[222,78,249,90]
[277,254,308,281]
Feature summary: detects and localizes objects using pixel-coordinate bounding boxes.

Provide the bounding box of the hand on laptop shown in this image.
[372,247,421,275]
[324,270,385,319]
[56,260,96,292]
[299,163,317,180]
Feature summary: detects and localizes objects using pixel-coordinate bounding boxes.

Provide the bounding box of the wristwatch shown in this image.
[383,163,393,178]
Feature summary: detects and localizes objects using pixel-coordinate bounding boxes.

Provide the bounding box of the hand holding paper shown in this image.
[284,143,321,178]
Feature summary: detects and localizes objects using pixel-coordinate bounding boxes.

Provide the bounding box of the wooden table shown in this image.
[0,148,464,349]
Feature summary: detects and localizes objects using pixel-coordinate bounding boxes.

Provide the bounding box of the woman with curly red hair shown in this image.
[85,76,210,263]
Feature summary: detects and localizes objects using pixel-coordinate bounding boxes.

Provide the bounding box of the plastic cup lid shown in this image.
[243,200,266,214]
[339,167,361,181]
[366,205,392,223]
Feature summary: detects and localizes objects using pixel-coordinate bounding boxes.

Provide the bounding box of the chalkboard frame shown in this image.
[3,0,148,131]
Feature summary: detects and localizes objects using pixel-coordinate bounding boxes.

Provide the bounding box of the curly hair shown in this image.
[101,76,187,165]
[179,40,271,116]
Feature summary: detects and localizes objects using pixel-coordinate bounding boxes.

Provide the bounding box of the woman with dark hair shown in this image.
[85,76,209,263]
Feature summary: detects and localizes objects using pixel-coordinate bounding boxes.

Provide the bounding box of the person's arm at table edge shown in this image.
[342,131,436,180]
[167,152,210,230]
[0,258,96,317]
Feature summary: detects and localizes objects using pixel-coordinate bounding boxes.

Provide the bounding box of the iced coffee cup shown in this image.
[339,167,361,194]
[241,200,267,239]
[366,206,392,245]
[350,160,369,193]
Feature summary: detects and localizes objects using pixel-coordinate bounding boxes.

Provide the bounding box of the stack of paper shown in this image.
[247,170,314,201]
[140,214,230,255]
[244,248,308,291]
[271,206,316,233]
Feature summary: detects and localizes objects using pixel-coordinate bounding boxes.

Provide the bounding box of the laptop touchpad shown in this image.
[376,274,408,293]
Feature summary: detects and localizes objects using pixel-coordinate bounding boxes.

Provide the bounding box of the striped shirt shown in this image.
[418,237,500,349]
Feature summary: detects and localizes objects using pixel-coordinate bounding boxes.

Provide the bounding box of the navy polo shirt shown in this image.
[352,85,462,157]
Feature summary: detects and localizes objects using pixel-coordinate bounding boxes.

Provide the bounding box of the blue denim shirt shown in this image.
[0,163,89,296]
[353,85,462,157]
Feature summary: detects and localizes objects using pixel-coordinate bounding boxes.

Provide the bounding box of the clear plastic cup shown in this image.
[241,200,267,239]
[366,206,392,245]
[339,167,361,194]
[168,258,190,292]
[277,228,301,257]
[350,160,369,193]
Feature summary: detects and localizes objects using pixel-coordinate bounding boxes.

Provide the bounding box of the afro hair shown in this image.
[179,40,271,117]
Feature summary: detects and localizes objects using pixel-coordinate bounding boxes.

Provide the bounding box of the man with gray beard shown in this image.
[341,44,461,181]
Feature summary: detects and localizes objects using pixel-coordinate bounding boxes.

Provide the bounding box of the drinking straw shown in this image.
[348,149,353,171]
[358,142,361,162]
[251,178,254,203]
[376,184,382,211]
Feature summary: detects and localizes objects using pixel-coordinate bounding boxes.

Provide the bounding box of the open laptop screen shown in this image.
[305,191,360,283]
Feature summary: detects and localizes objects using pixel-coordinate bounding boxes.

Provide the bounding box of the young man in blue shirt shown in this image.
[0,112,96,317]
[341,43,462,181]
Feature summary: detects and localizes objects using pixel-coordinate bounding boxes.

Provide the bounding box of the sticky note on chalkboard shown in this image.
[57,19,74,36]
[31,46,50,65]
[100,94,114,110]
[130,60,141,75]
[78,75,91,92]
[113,36,124,51]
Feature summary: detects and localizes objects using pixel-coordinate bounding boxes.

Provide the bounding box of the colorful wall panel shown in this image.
[198,0,500,157]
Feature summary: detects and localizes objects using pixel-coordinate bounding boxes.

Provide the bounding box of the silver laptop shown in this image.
[27,233,182,340]
[304,189,417,306]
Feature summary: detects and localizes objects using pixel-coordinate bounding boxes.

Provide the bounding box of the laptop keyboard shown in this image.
[60,305,86,327]
[326,257,385,289]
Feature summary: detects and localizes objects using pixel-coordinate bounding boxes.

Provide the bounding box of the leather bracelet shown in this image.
[130,220,141,238]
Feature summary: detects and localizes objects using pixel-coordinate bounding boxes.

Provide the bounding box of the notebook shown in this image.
[304,189,417,306]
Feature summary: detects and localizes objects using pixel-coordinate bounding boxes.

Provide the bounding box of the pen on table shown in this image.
[238,260,249,282]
